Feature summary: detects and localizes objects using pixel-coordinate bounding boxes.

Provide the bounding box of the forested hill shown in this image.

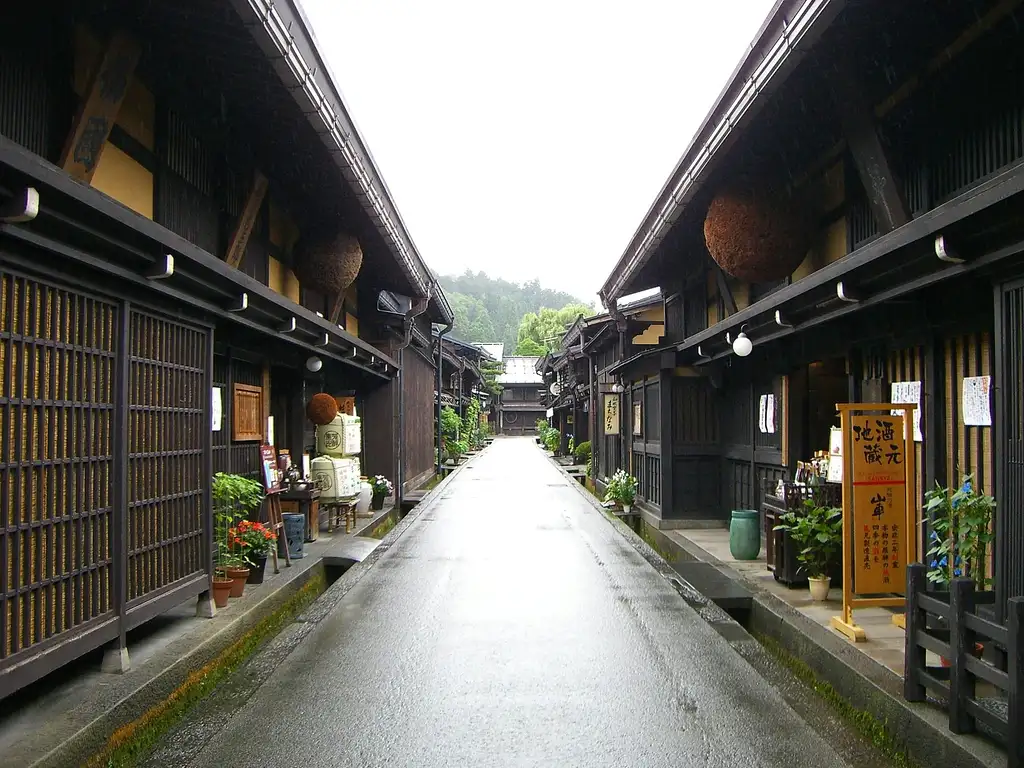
[439,271,595,350]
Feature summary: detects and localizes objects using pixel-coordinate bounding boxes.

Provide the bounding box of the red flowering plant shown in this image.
[228,519,277,566]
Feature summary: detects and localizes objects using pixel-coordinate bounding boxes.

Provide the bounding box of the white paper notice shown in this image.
[211,387,223,432]
[962,376,992,427]
[267,416,275,447]
[827,426,843,483]
[758,395,768,434]
[765,394,776,434]
[890,381,923,442]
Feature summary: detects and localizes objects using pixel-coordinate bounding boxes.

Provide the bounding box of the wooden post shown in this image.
[904,564,927,702]
[1009,597,1023,768]
[225,171,268,269]
[60,31,141,183]
[948,578,976,734]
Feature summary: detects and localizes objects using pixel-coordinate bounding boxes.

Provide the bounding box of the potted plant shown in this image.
[604,470,638,514]
[212,473,265,605]
[370,475,394,510]
[230,519,277,584]
[774,499,843,601]
[573,440,591,467]
[923,474,995,664]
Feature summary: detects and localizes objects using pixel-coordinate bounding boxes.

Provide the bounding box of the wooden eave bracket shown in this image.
[60,31,142,183]
[225,171,269,269]
[146,253,174,279]
[0,187,40,223]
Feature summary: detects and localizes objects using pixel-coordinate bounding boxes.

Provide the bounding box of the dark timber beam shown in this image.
[829,57,910,233]
[225,171,269,269]
[60,31,141,183]
[711,260,738,316]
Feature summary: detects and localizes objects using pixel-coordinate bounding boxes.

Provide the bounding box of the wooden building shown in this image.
[0,0,451,698]
[597,0,1024,624]
[496,357,545,435]
[435,334,488,416]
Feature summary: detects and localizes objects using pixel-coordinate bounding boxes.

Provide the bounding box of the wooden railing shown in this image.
[904,563,1023,766]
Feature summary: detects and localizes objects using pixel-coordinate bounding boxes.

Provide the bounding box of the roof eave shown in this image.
[599,0,846,301]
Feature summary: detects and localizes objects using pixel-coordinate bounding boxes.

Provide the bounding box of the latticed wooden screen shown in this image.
[126,311,207,604]
[0,271,116,660]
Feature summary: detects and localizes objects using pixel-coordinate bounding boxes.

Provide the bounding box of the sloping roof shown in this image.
[498,357,543,385]
[478,343,504,361]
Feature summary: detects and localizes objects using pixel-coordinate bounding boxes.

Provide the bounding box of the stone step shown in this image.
[322,537,382,569]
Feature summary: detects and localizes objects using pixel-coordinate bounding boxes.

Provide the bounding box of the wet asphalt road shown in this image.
[188,438,849,768]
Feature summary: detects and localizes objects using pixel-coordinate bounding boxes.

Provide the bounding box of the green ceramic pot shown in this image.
[729,509,761,560]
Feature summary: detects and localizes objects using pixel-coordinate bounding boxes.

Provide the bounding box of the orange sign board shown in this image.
[849,414,907,595]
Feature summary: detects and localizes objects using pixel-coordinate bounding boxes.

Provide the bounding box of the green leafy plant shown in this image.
[542,428,560,453]
[923,474,995,588]
[462,399,482,450]
[212,473,264,573]
[773,499,843,579]
[573,440,592,464]
[604,469,638,506]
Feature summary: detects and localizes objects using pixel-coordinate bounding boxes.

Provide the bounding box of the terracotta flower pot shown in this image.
[212,577,233,608]
[226,567,250,598]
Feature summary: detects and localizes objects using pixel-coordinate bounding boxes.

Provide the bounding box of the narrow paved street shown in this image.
[185,438,850,767]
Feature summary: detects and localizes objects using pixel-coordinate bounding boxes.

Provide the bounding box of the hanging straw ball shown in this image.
[703,184,810,282]
[306,393,338,425]
[293,231,363,297]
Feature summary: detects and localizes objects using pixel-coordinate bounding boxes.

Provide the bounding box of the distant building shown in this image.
[496,357,545,435]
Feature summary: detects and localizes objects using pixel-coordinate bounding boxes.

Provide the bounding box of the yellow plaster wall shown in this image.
[345,312,359,338]
[268,257,301,303]
[632,324,664,345]
[91,144,153,219]
[790,161,848,282]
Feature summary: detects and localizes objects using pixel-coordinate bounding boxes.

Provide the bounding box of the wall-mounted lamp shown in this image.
[732,325,753,357]
[611,379,624,394]
[306,356,323,373]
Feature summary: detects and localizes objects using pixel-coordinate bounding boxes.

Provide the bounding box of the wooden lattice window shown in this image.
[232,383,263,442]
[0,271,117,659]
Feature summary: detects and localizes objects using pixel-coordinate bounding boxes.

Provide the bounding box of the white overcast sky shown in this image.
[301,0,778,303]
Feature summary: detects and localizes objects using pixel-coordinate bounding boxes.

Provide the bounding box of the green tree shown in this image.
[514,337,547,356]
[449,293,496,343]
[515,303,592,355]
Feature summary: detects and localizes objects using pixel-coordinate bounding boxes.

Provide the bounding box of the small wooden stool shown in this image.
[264,490,293,574]
[326,499,357,534]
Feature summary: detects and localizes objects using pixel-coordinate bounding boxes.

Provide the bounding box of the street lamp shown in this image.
[732,327,753,357]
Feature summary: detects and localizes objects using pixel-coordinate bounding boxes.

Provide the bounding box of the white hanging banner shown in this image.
[211,387,223,432]
[890,381,923,442]
[962,376,992,427]
[758,395,768,434]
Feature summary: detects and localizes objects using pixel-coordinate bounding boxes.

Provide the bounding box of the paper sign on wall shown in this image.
[890,381,923,442]
[962,376,992,427]
[212,387,223,432]
[827,426,843,483]
[758,394,776,434]
[603,395,620,435]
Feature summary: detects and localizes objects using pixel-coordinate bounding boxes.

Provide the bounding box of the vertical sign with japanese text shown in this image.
[849,414,907,595]
[603,394,620,436]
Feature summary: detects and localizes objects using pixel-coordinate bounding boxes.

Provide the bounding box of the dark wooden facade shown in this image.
[0,0,450,699]
[598,0,1024,628]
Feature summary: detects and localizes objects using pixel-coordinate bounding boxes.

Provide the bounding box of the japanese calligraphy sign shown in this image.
[850,414,907,595]
[603,394,620,435]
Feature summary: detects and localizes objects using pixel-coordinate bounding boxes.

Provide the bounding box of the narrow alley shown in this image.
[146,438,854,768]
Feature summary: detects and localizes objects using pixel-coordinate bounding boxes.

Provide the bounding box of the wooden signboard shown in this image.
[850,413,907,594]
[831,404,917,643]
[260,444,279,492]
[603,394,620,435]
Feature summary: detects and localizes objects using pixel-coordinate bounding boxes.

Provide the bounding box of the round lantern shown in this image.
[703,186,809,282]
[306,393,339,426]
[293,231,363,297]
